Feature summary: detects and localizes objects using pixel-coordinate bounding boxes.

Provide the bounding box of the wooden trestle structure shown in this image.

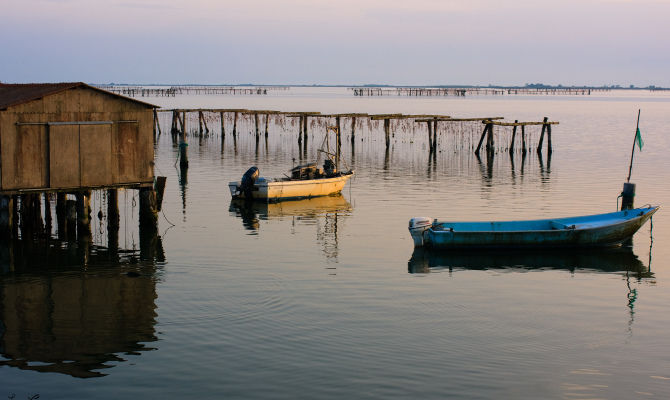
[156,108,558,159]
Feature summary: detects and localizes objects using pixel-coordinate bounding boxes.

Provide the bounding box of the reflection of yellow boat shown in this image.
[408,247,649,275]
[229,195,352,232]
[229,194,352,219]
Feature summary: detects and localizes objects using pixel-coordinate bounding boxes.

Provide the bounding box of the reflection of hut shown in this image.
[0,240,159,378]
[0,82,159,239]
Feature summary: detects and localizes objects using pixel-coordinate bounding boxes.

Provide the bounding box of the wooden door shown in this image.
[80,124,112,186]
[49,124,80,188]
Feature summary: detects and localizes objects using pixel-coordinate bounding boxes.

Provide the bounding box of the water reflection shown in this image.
[229,195,352,260]
[0,238,163,378]
[408,247,650,277]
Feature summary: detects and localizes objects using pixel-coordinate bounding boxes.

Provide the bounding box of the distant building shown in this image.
[0,82,157,193]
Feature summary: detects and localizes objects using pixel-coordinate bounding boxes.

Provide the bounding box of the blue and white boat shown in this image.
[409,206,658,249]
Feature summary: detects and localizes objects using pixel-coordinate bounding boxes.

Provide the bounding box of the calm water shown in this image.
[2,88,670,399]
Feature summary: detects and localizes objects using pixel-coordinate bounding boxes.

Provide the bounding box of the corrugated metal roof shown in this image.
[0,82,158,110]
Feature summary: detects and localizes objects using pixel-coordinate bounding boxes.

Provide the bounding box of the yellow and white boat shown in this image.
[229,162,354,202]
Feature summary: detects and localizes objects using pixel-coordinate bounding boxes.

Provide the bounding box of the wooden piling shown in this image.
[427,121,434,152]
[76,191,91,239]
[521,125,527,154]
[298,115,303,145]
[351,117,356,144]
[11,195,19,238]
[139,188,158,233]
[475,124,488,154]
[432,118,438,153]
[384,118,391,148]
[56,193,66,239]
[179,119,189,168]
[509,120,518,154]
[547,123,553,154]
[265,114,270,138]
[486,123,495,153]
[537,117,549,153]
[198,110,204,137]
[254,113,260,140]
[303,115,309,150]
[44,193,52,236]
[107,189,119,252]
[0,196,13,239]
[232,111,238,140]
[65,199,77,240]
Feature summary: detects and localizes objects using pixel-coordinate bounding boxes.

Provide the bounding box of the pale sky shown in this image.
[2,0,669,86]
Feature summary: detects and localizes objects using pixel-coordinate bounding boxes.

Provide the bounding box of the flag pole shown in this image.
[626,109,641,183]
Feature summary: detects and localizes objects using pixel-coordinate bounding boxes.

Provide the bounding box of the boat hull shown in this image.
[410,206,658,249]
[229,172,353,202]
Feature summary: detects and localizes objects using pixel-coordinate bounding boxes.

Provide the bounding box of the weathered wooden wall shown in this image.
[0,86,154,192]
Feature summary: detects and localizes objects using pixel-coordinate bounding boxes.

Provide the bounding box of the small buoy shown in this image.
[98,210,104,220]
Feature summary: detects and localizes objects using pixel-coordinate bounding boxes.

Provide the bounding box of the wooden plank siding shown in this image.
[0,85,155,193]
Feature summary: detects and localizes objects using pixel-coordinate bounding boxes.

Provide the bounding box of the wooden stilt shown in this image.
[303,115,309,152]
[232,112,238,140]
[486,123,494,153]
[432,118,438,153]
[76,191,91,240]
[509,120,518,154]
[107,189,119,252]
[198,111,204,137]
[139,188,158,234]
[11,195,19,238]
[265,114,270,138]
[547,123,552,154]
[427,121,434,152]
[44,193,52,237]
[475,123,490,155]
[521,125,527,154]
[351,117,356,144]
[0,196,13,239]
[384,119,391,148]
[254,113,260,140]
[537,117,548,153]
[65,199,77,240]
[56,193,66,239]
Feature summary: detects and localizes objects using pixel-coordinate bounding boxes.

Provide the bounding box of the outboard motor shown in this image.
[323,159,337,176]
[409,217,433,247]
[240,166,259,199]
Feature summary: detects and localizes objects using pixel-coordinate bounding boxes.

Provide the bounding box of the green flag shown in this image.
[635,127,644,150]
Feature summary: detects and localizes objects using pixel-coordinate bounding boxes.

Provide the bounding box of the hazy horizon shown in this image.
[3,0,670,87]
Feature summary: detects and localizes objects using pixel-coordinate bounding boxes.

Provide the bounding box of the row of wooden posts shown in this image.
[351,87,604,96]
[101,86,290,97]
[155,109,558,161]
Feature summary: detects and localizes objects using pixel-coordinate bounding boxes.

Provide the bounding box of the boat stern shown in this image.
[229,181,241,198]
[409,217,433,247]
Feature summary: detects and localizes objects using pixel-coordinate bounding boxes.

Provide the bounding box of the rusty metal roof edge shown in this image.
[0,82,159,111]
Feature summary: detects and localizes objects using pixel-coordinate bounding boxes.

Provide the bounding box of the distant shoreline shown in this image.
[93,83,670,91]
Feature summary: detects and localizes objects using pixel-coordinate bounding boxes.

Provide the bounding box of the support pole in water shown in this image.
[232,112,238,140]
[0,195,13,239]
[107,189,119,252]
[537,117,548,153]
[509,120,518,154]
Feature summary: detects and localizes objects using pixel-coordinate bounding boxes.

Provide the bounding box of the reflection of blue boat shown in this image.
[408,247,649,275]
[409,206,658,249]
